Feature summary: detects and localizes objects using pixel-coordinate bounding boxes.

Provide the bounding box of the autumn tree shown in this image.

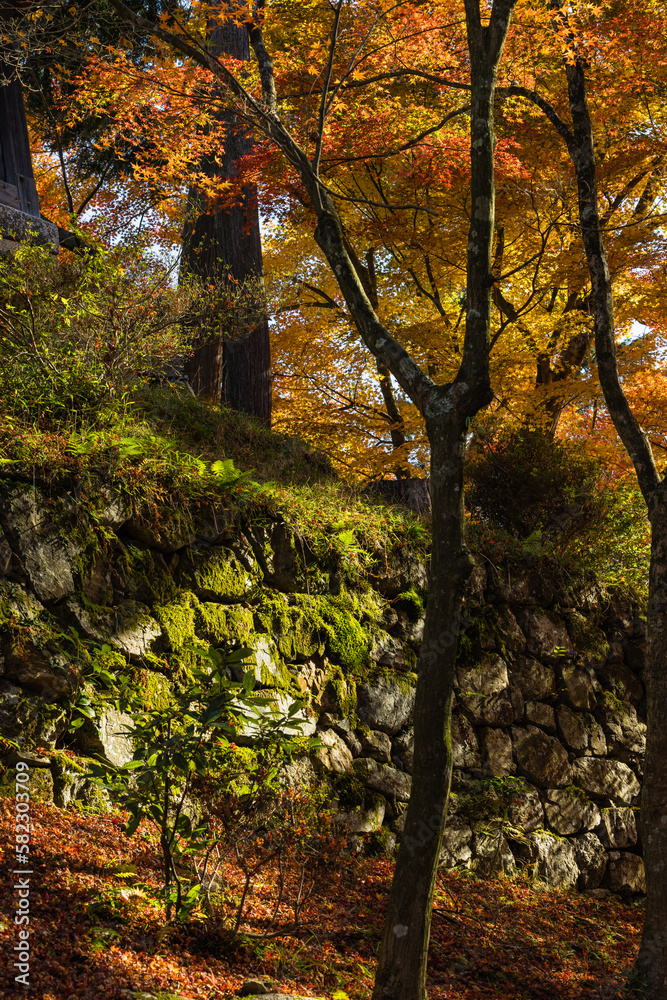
[100,0,519,997]
[507,2,667,994]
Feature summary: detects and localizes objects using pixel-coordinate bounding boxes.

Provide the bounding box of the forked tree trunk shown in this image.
[106,2,516,996]
[369,5,514,996]
[181,16,271,425]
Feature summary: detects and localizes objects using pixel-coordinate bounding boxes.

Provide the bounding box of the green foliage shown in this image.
[86,643,318,922]
[0,244,199,422]
[466,427,650,595]
[467,427,611,539]
[457,776,528,824]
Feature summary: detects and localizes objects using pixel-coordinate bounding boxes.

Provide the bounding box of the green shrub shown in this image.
[466,427,608,539]
[0,243,261,425]
[465,426,650,594]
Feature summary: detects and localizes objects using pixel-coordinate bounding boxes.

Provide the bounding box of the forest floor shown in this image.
[0,798,644,1000]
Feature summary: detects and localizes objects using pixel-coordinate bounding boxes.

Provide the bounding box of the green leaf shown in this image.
[242,670,256,693]
[226,646,255,664]
[125,814,141,837]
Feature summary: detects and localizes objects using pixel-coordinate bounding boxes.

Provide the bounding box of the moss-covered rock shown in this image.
[565,610,609,669]
[115,542,178,606]
[177,543,257,602]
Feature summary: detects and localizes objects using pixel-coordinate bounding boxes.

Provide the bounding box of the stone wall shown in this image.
[0,484,646,896]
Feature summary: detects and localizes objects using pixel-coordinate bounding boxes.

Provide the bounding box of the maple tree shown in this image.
[61,0,523,997]
[6,0,667,994]
[489,2,667,995]
[19,0,667,481]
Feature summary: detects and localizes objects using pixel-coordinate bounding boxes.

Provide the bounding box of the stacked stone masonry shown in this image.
[0,486,647,897]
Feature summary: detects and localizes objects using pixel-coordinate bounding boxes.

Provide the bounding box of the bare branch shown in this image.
[313,0,345,174]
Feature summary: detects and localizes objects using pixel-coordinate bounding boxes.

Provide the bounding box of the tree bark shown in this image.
[181,14,271,425]
[635,495,667,995]
[370,416,472,1000]
[370,4,514,996]
[106,3,516,996]
[560,51,667,998]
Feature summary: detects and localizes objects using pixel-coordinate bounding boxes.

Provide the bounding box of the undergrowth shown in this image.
[0,798,646,1000]
[0,385,429,568]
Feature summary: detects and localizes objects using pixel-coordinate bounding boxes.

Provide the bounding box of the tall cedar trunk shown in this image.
[561,55,667,997]
[181,18,271,425]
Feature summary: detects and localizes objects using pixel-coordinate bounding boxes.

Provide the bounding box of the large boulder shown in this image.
[515,830,579,888]
[560,665,598,712]
[371,546,428,597]
[571,757,640,806]
[479,727,514,777]
[1,491,78,602]
[97,708,135,767]
[370,633,409,671]
[450,714,481,770]
[514,608,573,662]
[605,852,646,896]
[471,830,516,877]
[595,696,646,769]
[353,757,412,801]
[543,788,599,836]
[509,656,556,701]
[595,807,638,848]
[599,661,644,707]
[456,654,518,726]
[125,509,195,552]
[356,675,415,735]
[456,653,508,695]
[313,729,353,774]
[556,707,589,752]
[0,680,69,747]
[525,701,556,733]
[582,712,607,756]
[574,832,608,890]
[494,606,526,653]
[63,599,162,660]
[3,646,77,700]
[439,817,473,869]
[357,728,392,763]
[506,783,544,833]
[177,544,256,601]
[512,727,572,788]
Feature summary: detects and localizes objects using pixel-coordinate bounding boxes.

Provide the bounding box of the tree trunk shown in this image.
[634,490,667,995]
[370,4,513,996]
[557,50,667,998]
[371,417,471,1000]
[181,17,271,426]
[105,3,517,995]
